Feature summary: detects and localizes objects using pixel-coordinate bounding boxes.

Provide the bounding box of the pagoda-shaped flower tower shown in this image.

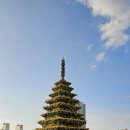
[36,59,89,130]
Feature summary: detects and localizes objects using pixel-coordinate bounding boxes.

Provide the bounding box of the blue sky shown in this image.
[0,0,130,130]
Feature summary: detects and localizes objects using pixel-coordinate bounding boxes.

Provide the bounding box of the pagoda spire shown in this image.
[61,58,65,79]
[36,59,88,130]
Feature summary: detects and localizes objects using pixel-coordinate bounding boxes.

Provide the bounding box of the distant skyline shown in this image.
[1,123,23,130]
[0,0,130,130]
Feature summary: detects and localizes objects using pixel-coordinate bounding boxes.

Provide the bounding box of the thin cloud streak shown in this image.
[96,52,106,62]
[90,64,97,70]
[87,44,94,51]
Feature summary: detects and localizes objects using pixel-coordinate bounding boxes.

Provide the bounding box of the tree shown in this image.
[36,59,89,130]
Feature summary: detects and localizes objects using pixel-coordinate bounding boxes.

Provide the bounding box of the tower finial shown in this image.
[61,58,65,79]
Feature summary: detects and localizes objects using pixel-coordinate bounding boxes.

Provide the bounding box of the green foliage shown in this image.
[54,79,71,86]
[36,79,88,130]
[36,127,89,130]
[41,109,83,119]
[38,117,86,127]
[44,102,81,111]
[49,90,76,98]
[45,95,79,104]
[52,84,73,92]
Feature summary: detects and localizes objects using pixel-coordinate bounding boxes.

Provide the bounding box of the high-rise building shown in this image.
[3,123,10,130]
[78,102,86,127]
[15,125,23,130]
[78,102,86,119]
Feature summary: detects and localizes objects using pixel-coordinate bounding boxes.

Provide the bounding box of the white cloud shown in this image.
[78,0,130,49]
[89,52,106,69]
[90,64,97,69]
[96,52,105,62]
[87,44,93,51]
